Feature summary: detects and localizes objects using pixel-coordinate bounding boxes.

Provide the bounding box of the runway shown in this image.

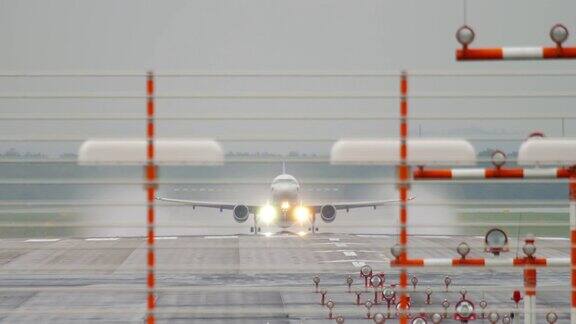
[0,233,569,323]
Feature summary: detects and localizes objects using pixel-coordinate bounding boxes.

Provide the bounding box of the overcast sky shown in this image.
[1,0,575,155]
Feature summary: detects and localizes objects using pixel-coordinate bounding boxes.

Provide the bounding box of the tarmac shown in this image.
[0,232,570,323]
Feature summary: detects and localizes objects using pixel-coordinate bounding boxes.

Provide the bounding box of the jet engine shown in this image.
[320,205,337,223]
[233,205,250,223]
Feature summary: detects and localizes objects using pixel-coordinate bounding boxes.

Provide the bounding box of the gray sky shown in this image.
[1,0,575,155]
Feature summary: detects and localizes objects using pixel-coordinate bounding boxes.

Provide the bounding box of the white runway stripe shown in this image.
[414,235,452,239]
[352,261,366,267]
[329,238,340,242]
[85,237,119,241]
[356,234,391,238]
[342,251,357,257]
[204,235,238,239]
[155,236,178,240]
[25,238,60,242]
[537,237,569,241]
[320,259,389,263]
[311,242,367,246]
[313,250,379,253]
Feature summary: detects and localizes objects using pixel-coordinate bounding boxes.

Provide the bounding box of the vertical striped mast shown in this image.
[398,70,409,324]
[571,167,576,323]
[146,71,157,324]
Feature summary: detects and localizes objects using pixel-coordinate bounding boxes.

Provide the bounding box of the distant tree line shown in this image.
[226,151,322,158]
[0,148,77,159]
[0,148,521,160]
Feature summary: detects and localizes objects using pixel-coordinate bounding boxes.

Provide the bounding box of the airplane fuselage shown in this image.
[268,174,303,228]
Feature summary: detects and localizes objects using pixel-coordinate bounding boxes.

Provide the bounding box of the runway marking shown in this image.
[155,236,178,240]
[312,242,368,246]
[204,235,238,239]
[538,236,568,241]
[352,261,366,267]
[85,237,119,241]
[342,251,357,257]
[356,234,390,238]
[25,238,60,242]
[414,235,452,239]
[329,238,340,242]
[314,249,378,253]
[321,259,389,264]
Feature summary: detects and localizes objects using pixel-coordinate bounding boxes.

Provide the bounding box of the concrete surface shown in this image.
[0,233,569,323]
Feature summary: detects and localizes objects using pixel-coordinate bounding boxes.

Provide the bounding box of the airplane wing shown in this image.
[156,197,258,213]
[310,197,414,213]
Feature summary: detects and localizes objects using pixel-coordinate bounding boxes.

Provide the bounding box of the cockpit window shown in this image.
[273,178,296,184]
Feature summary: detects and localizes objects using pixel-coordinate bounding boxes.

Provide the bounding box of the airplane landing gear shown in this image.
[310,214,317,235]
[252,214,259,235]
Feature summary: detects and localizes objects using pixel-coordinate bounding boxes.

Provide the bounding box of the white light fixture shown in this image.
[361,265,373,277]
[391,244,402,258]
[383,287,395,301]
[546,312,558,324]
[373,313,386,324]
[457,242,471,259]
[456,25,475,46]
[523,241,536,257]
[370,275,382,288]
[487,312,499,324]
[484,228,509,256]
[454,299,476,321]
[550,24,569,45]
[491,150,507,168]
[411,317,428,324]
[431,313,443,324]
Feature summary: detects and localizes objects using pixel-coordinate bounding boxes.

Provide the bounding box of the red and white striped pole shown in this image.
[398,70,409,324]
[523,236,537,324]
[146,71,157,324]
[570,168,576,322]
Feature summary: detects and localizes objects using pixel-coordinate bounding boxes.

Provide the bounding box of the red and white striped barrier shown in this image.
[457,47,576,61]
[455,24,576,61]
[414,164,576,323]
[413,167,570,180]
[389,257,569,268]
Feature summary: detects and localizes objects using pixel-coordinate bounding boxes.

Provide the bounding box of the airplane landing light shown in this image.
[259,205,277,225]
[294,206,310,224]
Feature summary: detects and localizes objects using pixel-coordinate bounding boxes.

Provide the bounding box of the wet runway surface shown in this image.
[0,233,569,323]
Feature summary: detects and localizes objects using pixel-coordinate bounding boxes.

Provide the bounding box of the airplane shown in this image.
[156,163,406,235]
